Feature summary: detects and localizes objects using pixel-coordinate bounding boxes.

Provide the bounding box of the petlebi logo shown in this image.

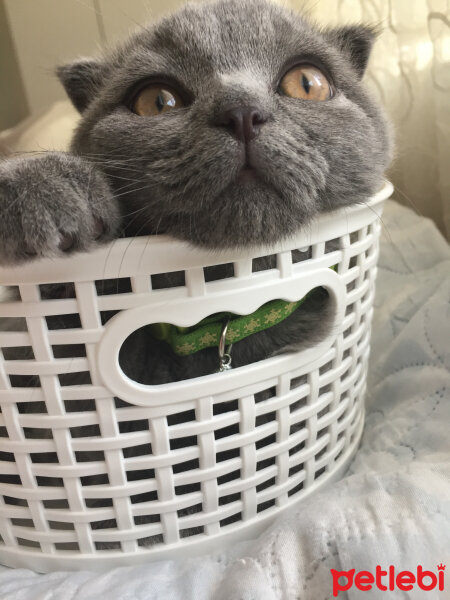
[330,563,445,596]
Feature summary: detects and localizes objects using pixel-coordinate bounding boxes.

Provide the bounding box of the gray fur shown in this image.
[0,0,391,384]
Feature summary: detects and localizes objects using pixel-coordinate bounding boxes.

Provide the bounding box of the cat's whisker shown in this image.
[121,202,156,233]
[100,235,122,286]
[78,155,150,171]
[109,179,149,195]
[136,231,153,272]
[360,199,393,243]
[80,155,142,165]
[98,172,147,184]
[116,215,157,280]
[5,149,56,157]
[154,216,164,236]
[4,151,151,182]
[108,183,153,201]
[86,166,94,204]
[82,160,149,175]
[79,152,143,161]
[121,205,152,219]
[392,184,423,217]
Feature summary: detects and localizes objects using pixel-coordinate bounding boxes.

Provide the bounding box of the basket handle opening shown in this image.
[97,267,346,406]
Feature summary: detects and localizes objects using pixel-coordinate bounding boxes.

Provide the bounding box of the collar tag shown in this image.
[217,319,233,372]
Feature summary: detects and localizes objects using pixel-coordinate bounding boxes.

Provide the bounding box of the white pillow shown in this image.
[0,100,79,154]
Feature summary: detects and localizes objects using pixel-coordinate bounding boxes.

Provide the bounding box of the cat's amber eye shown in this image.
[279,65,332,101]
[133,84,184,116]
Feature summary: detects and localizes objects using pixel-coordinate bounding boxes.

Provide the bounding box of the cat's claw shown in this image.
[0,152,120,266]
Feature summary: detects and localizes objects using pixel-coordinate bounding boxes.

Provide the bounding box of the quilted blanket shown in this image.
[0,199,449,600]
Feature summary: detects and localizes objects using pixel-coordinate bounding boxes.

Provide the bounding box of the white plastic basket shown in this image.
[0,182,392,572]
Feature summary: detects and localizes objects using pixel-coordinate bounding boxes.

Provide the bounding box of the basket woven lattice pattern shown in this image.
[0,189,388,570]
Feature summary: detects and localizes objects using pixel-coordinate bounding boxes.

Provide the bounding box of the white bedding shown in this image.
[0,200,449,599]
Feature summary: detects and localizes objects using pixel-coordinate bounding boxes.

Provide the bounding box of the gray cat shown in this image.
[0,0,391,385]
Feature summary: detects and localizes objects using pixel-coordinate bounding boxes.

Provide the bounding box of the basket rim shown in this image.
[0,181,393,286]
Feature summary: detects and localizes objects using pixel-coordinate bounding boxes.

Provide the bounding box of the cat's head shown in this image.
[58,0,391,248]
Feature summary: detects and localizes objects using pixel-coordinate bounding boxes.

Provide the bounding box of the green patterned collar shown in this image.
[149,297,307,356]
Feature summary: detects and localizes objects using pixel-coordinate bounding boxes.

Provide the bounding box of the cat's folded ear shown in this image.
[325,24,380,78]
[56,58,105,112]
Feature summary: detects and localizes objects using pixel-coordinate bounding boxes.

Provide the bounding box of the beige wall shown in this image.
[0,0,28,130]
[4,0,103,120]
[2,0,193,122]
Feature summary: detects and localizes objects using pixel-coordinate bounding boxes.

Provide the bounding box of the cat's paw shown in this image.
[0,152,120,265]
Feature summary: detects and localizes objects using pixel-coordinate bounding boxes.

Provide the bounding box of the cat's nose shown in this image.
[215,106,268,143]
